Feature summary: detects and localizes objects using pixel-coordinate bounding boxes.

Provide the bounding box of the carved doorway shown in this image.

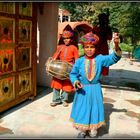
[0,2,37,112]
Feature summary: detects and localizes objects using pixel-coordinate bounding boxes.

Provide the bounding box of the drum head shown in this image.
[46,59,72,80]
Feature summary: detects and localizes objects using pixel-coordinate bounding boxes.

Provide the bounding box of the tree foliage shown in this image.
[59,2,140,46]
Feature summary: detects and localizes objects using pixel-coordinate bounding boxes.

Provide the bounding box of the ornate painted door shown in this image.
[0,2,37,112]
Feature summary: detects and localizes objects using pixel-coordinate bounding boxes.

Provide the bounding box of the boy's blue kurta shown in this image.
[69,52,121,130]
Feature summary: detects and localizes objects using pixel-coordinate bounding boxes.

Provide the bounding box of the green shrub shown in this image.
[120,43,133,52]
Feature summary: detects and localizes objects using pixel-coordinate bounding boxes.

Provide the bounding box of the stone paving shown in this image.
[0,57,140,139]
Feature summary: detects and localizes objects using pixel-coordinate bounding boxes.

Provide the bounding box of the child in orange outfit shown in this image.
[50,28,79,107]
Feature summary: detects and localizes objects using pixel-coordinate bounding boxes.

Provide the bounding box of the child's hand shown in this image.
[75,81,83,89]
[113,34,121,51]
[77,82,83,89]
[114,35,120,45]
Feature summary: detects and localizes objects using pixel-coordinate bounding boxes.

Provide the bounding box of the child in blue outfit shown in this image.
[69,32,122,138]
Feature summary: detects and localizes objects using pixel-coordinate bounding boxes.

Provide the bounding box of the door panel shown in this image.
[17,47,31,70]
[0,76,15,106]
[0,2,37,112]
[18,70,31,96]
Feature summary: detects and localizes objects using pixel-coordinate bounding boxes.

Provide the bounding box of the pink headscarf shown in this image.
[62,30,74,38]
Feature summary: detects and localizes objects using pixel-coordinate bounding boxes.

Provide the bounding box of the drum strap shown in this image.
[53,46,64,60]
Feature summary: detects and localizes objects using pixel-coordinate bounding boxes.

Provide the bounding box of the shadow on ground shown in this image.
[101,69,140,92]
[97,103,127,137]
[1,86,52,118]
[1,68,140,119]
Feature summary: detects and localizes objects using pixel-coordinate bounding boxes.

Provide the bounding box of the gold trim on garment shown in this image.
[84,59,96,81]
[69,118,105,131]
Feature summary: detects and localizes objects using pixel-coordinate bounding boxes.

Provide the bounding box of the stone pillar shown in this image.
[60,11,63,23]
[68,15,71,22]
[37,2,58,87]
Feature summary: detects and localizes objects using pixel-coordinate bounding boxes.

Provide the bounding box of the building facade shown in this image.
[58,8,71,23]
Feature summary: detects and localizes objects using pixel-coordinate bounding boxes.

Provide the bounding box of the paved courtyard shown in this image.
[0,56,140,139]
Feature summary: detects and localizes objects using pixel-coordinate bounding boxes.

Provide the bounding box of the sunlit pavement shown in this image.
[0,56,140,139]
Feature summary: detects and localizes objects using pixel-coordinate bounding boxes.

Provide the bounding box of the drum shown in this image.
[45,57,73,80]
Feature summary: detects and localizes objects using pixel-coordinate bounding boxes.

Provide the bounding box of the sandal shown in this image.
[77,131,86,138]
[63,101,69,107]
[50,102,60,107]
